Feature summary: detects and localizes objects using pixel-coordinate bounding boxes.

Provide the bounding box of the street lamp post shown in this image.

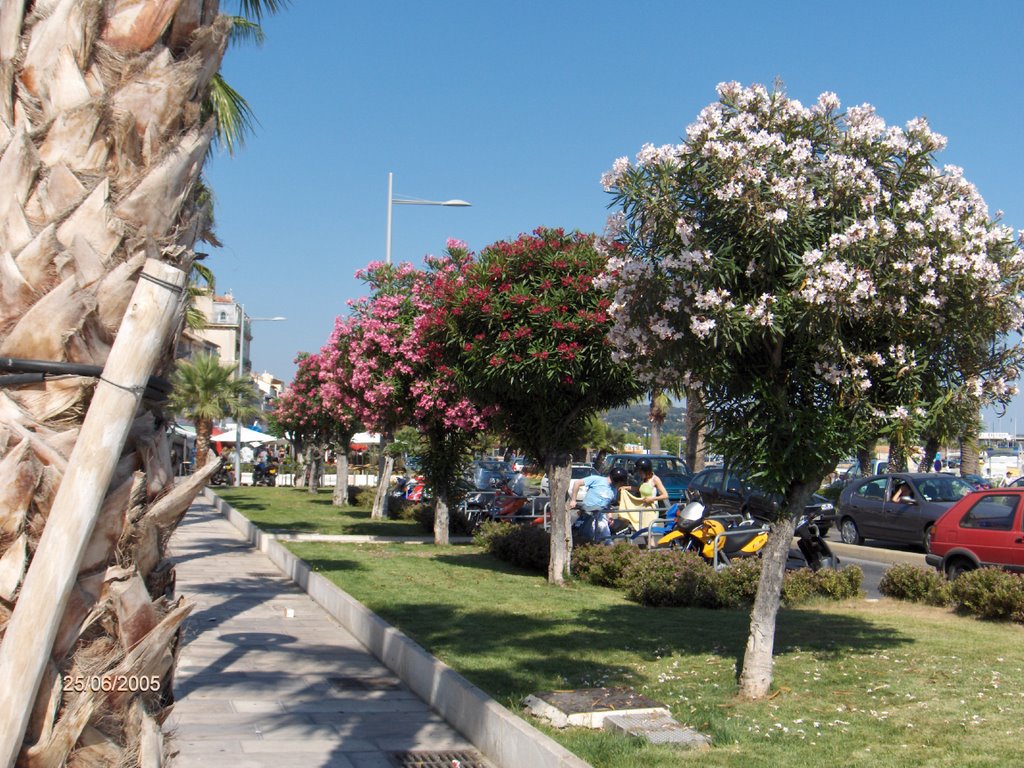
[234,305,286,486]
[385,171,471,264]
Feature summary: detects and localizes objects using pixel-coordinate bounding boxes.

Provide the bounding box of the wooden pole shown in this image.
[0,259,185,768]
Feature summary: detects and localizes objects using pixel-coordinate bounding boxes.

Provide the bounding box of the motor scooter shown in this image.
[656,501,770,568]
[791,511,839,571]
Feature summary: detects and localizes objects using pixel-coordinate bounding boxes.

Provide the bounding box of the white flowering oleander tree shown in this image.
[602,82,1024,699]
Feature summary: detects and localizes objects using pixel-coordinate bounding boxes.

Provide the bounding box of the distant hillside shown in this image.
[600,399,687,434]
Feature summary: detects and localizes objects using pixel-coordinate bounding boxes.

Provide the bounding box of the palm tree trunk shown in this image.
[684,387,706,472]
[918,435,940,472]
[0,2,230,763]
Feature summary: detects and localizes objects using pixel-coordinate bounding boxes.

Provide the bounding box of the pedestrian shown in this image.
[633,457,670,509]
[568,468,631,513]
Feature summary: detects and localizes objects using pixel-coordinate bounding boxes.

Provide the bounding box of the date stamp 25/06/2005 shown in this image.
[61,675,161,693]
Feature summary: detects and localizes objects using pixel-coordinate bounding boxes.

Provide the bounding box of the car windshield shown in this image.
[476,460,512,473]
[650,457,687,475]
[916,476,973,502]
[571,466,595,479]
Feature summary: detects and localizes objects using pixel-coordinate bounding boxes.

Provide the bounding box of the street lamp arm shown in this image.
[392,198,472,207]
[386,172,472,263]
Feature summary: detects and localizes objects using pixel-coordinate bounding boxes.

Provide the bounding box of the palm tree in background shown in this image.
[0,1,285,764]
[168,354,260,468]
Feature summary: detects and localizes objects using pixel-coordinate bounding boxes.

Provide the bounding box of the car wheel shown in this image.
[921,524,934,555]
[945,557,975,580]
[839,517,863,545]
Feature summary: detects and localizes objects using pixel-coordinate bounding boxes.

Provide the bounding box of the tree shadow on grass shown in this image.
[368,594,910,706]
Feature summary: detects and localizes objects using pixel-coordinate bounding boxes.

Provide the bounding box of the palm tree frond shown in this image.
[236,0,291,23]
[227,16,266,47]
[204,73,259,155]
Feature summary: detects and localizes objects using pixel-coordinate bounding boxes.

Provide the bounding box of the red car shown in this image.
[926,488,1024,578]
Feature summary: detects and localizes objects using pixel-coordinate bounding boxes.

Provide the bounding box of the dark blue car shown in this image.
[597,454,693,505]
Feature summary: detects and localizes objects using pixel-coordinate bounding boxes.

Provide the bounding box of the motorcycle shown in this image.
[208,462,232,486]
[252,462,279,487]
[656,501,770,568]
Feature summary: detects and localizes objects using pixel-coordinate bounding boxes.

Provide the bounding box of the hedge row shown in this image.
[880,564,1024,622]
[473,523,863,608]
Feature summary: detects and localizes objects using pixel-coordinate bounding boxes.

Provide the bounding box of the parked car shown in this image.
[1006,476,1024,488]
[821,458,890,502]
[597,454,693,504]
[926,488,1024,578]
[959,472,993,490]
[836,472,974,552]
[685,466,836,534]
[510,456,528,472]
[466,459,519,491]
[540,463,597,500]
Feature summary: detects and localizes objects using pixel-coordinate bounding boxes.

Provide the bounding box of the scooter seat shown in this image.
[721,530,763,553]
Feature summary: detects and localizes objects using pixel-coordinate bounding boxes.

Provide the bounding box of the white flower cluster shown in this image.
[600,81,1024,407]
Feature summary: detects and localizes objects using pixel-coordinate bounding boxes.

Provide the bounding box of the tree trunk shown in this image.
[856,444,874,477]
[332,450,350,506]
[918,435,940,472]
[372,455,394,519]
[0,261,185,765]
[648,389,669,455]
[194,417,214,468]
[958,434,983,475]
[737,480,818,699]
[0,3,230,762]
[372,434,393,519]
[684,388,706,472]
[307,445,323,494]
[433,492,450,546]
[546,452,573,585]
[888,439,907,473]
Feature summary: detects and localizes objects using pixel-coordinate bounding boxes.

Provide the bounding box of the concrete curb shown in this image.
[828,541,926,567]
[202,490,591,768]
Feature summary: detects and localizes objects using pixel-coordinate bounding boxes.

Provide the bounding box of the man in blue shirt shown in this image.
[569,468,630,512]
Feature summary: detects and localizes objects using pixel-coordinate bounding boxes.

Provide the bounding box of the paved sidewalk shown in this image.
[165,500,482,768]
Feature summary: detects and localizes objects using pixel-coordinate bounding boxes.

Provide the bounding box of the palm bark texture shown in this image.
[0,1,230,765]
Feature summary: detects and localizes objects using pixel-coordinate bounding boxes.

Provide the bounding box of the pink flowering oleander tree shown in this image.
[323,256,487,539]
[440,229,643,583]
[273,352,360,503]
[602,82,1024,699]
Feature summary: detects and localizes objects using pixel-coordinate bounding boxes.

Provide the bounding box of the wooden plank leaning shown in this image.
[0,258,185,768]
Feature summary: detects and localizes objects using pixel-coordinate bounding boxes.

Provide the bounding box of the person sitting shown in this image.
[891,481,912,503]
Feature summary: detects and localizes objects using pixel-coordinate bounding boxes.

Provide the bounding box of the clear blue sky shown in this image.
[205,0,1024,428]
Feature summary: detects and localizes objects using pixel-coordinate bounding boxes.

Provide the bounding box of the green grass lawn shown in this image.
[211,487,425,537]
[287,539,1024,768]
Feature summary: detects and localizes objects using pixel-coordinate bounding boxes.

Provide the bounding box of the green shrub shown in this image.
[474,521,550,572]
[949,568,1024,621]
[354,487,376,507]
[811,564,863,600]
[711,558,762,608]
[414,503,479,536]
[620,550,715,607]
[572,543,644,587]
[782,566,863,605]
[879,564,950,606]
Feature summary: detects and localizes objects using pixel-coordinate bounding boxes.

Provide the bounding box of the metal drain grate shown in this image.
[327,674,405,691]
[389,750,492,767]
